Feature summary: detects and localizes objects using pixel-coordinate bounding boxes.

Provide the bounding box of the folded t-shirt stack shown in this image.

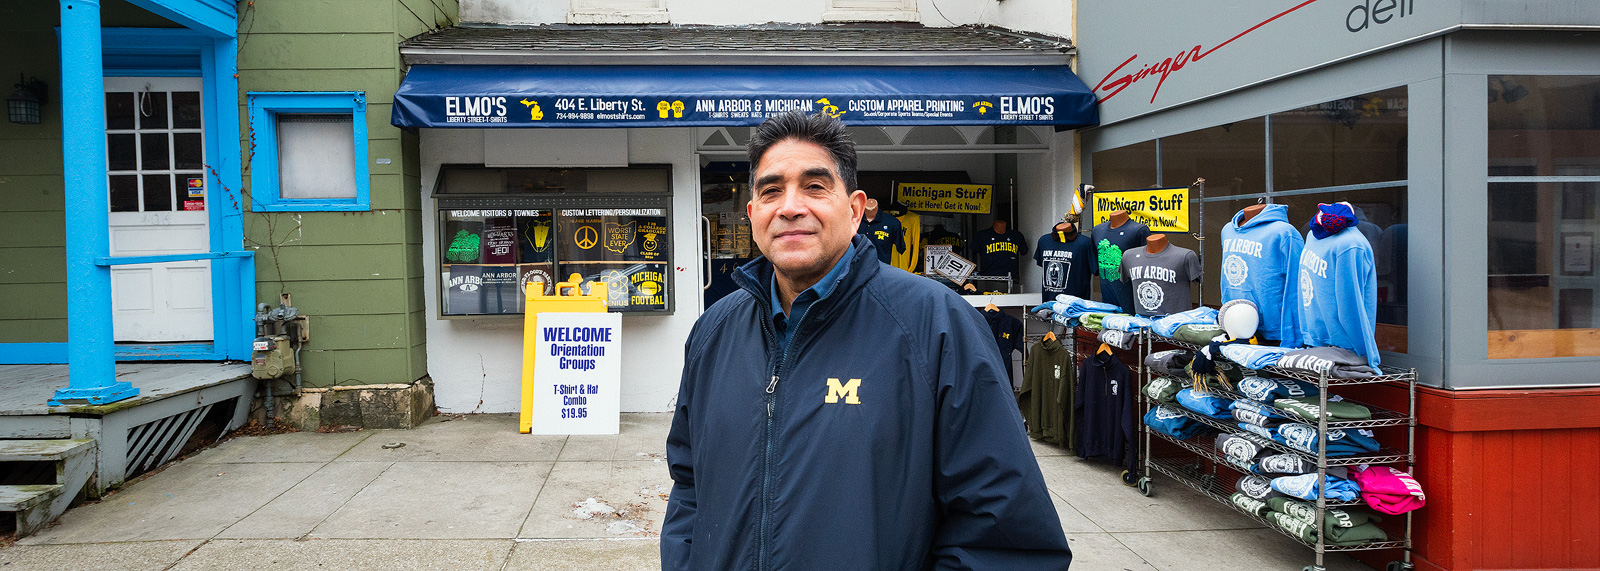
[1251,453,1316,475]
[1078,312,1111,331]
[1267,497,1379,530]
[1171,323,1227,345]
[1275,346,1379,379]
[1103,313,1155,333]
[1236,474,1287,501]
[1231,399,1289,427]
[1144,405,1208,440]
[1144,349,1193,377]
[1230,492,1271,517]
[1216,432,1276,468]
[1265,509,1389,546]
[1218,344,1294,370]
[1099,328,1138,350]
[1237,376,1321,402]
[1274,423,1381,457]
[1275,396,1373,421]
[1271,467,1362,501]
[1176,388,1233,419]
[1151,306,1218,338]
[1143,376,1185,404]
[1349,465,1427,515]
[1031,296,1121,327]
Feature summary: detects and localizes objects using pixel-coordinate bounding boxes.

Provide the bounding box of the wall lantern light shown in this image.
[7,75,48,125]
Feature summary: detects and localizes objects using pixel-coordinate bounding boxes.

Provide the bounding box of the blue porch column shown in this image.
[52,0,136,406]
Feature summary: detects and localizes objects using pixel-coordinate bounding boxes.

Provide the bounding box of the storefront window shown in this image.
[1273,87,1407,191]
[1487,75,1600,358]
[1088,88,1408,354]
[435,166,673,316]
[1089,140,1156,192]
[1160,118,1266,198]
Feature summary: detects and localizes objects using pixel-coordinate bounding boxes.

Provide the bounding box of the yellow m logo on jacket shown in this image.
[825,378,861,404]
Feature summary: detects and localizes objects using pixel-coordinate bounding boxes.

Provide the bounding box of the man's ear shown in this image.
[849,190,868,225]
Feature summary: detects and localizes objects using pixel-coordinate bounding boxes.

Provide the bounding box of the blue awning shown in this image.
[391,65,1098,129]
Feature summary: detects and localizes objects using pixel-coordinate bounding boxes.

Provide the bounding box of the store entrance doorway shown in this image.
[104,77,213,343]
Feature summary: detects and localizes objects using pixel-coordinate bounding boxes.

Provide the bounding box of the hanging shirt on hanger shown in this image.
[973,227,1029,279]
[857,214,905,265]
[1076,350,1136,473]
[891,213,923,272]
[1020,335,1075,449]
[982,307,1025,388]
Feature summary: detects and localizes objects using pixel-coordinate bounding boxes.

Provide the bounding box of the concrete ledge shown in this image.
[268,378,435,430]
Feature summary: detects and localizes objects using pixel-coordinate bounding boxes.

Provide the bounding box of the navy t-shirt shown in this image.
[1034,230,1095,300]
[1090,220,1151,313]
[972,227,1028,279]
[856,215,904,265]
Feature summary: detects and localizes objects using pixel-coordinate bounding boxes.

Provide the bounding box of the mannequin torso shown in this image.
[1145,233,1168,254]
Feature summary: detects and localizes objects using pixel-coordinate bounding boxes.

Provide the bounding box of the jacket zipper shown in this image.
[757,310,812,571]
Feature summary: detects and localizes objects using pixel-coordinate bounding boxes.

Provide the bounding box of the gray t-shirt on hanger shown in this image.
[1121,245,1203,316]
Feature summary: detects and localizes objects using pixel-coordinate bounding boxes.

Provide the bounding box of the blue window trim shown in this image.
[247,91,371,212]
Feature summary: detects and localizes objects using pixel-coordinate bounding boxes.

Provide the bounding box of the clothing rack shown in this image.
[1134,331,1418,571]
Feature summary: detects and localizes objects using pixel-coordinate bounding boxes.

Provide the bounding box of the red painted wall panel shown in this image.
[1341,384,1600,571]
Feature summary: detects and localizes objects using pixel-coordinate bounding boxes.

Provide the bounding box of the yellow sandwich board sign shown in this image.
[521,274,616,434]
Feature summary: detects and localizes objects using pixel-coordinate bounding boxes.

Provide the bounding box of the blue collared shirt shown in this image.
[770,244,854,354]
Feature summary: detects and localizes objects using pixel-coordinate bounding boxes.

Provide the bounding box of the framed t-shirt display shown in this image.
[434,165,673,316]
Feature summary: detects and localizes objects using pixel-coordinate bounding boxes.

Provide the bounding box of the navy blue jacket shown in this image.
[663,235,1071,571]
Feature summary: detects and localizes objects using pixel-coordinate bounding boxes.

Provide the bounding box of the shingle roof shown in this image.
[399,24,1074,66]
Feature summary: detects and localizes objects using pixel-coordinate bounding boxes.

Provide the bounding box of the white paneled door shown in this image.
[105,77,213,342]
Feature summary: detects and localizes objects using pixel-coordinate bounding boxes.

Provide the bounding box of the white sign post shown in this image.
[528,312,622,435]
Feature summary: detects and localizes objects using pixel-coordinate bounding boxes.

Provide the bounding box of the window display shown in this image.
[435,166,673,316]
[1487,75,1600,358]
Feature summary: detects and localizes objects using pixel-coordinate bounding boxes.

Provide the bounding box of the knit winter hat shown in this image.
[1310,202,1357,240]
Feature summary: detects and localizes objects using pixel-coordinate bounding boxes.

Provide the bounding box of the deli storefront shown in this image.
[1076,1,1600,569]
[390,27,1097,415]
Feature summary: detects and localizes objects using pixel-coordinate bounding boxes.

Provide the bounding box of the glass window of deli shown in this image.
[434,165,673,316]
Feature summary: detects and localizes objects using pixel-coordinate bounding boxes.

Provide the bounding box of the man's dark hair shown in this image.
[747,110,858,192]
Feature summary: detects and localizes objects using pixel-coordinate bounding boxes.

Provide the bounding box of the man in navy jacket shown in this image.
[663,110,1072,570]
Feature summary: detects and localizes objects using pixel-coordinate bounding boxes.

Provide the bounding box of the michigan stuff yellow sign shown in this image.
[1091,187,1190,232]
[896,183,992,214]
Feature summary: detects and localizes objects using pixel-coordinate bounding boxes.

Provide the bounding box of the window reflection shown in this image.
[1486,76,1600,358]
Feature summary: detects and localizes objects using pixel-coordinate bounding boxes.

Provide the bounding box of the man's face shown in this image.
[748,139,865,283]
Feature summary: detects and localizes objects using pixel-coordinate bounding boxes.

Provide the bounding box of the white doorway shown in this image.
[104,77,213,342]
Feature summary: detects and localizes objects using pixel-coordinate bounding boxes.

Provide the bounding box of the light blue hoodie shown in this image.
[1297,226,1380,369]
[1219,204,1304,343]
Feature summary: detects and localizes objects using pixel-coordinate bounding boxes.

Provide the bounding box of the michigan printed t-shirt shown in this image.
[972,227,1028,278]
[1120,244,1202,316]
[856,214,904,265]
[1034,230,1095,299]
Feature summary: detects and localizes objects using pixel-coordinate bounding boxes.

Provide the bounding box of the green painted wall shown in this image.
[239,0,455,387]
[0,1,181,344]
[0,0,455,391]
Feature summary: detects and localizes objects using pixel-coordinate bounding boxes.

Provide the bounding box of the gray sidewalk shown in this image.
[1,413,1369,570]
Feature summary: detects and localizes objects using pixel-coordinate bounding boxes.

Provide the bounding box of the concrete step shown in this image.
[0,438,95,462]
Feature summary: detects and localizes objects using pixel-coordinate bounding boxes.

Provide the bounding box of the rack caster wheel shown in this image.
[1302,565,1324,571]
[1137,477,1153,497]
[1120,469,1138,486]
[1386,562,1411,571]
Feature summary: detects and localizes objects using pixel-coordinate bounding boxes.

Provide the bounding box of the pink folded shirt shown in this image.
[1350,465,1426,515]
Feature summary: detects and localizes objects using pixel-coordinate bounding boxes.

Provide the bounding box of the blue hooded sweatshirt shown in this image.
[1297,225,1381,370]
[1219,204,1304,343]
[663,235,1071,571]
